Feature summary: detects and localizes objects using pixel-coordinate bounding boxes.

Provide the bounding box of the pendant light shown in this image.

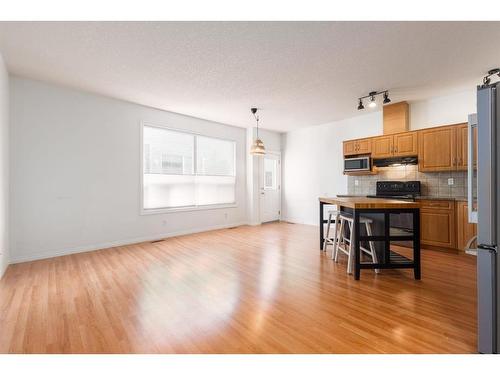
[250,107,266,155]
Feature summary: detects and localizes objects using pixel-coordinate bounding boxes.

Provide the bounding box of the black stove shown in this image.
[366,181,421,201]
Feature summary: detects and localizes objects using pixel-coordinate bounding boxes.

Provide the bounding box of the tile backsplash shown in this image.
[347,164,467,198]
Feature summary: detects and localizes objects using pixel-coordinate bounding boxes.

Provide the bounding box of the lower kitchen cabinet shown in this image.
[419,199,478,251]
[420,200,456,249]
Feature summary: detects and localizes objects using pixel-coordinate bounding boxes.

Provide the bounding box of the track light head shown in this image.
[368,95,377,108]
[357,100,364,110]
[383,92,391,104]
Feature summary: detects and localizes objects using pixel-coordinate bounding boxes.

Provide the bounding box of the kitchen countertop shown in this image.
[319,196,420,209]
[337,194,467,202]
[416,196,468,202]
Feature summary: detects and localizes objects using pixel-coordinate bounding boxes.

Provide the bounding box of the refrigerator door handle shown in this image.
[468,114,478,224]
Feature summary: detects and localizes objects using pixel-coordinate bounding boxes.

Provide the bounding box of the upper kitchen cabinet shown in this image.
[393,132,418,156]
[343,140,357,156]
[371,132,418,158]
[372,135,393,158]
[343,137,372,156]
[383,101,409,134]
[418,126,456,172]
[418,123,468,172]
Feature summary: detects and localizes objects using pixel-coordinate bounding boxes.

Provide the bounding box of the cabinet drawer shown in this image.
[419,200,454,210]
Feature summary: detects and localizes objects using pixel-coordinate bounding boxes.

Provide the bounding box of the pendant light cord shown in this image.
[253,111,260,138]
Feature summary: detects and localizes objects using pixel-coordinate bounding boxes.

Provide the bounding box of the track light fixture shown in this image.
[357,90,390,110]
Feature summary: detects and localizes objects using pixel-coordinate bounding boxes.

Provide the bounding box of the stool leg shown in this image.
[323,213,332,251]
[334,218,344,263]
[331,214,339,260]
[365,222,380,274]
[347,221,354,274]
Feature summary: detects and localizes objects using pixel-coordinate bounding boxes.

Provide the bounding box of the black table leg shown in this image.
[413,208,421,280]
[319,201,324,250]
[354,209,361,280]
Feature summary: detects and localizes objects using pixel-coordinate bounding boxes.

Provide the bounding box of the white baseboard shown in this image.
[9,221,249,264]
[0,256,8,280]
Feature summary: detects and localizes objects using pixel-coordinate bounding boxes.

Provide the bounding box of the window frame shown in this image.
[140,121,238,215]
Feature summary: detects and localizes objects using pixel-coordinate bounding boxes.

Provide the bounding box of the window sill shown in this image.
[140,203,238,215]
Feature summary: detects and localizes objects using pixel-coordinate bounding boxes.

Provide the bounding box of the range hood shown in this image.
[373,156,418,167]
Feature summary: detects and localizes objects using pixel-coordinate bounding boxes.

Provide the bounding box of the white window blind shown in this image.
[143,125,236,210]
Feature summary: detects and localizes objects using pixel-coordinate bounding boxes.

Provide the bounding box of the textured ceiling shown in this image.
[0,21,499,132]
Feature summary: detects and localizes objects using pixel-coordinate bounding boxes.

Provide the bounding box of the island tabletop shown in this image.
[319,196,420,209]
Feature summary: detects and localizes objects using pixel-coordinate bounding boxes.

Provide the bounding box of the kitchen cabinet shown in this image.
[418,123,469,172]
[456,201,477,251]
[343,138,372,156]
[418,126,456,172]
[343,140,357,156]
[393,132,418,156]
[371,132,418,159]
[372,135,393,158]
[420,199,456,249]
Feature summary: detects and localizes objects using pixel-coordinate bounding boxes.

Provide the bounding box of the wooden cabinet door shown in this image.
[420,200,456,249]
[418,127,455,172]
[372,136,393,158]
[421,210,456,248]
[343,140,357,156]
[456,201,477,251]
[393,132,418,157]
[356,138,372,154]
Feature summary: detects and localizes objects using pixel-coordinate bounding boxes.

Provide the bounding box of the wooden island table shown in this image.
[319,196,421,280]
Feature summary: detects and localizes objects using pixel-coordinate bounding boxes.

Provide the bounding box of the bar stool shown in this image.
[323,209,341,258]
[334,213,379,274]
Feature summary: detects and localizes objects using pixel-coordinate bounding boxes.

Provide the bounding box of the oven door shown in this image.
[344,157,371,172]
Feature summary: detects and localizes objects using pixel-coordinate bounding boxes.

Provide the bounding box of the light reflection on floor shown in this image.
[137,252,240,344]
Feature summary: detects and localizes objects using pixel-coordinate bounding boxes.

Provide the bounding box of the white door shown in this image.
[260,152,281,223]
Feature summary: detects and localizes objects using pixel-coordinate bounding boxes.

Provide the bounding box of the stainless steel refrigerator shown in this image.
[469,81,500,353]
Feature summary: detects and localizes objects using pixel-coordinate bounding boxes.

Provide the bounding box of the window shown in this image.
[142,125,236,211]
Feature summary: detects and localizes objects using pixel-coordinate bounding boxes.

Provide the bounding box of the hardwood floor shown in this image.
[0,222,477,353]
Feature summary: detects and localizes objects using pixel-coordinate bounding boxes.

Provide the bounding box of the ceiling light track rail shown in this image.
[357,90,391,110]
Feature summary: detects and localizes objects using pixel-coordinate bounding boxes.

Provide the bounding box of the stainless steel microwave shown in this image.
[344,156,371,172]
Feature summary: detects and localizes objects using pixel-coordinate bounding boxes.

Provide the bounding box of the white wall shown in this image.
[282,111,382,225]
[282,88,476,226]
[0,54,9,277]
[410,89,476,130]
[10,77,248,263]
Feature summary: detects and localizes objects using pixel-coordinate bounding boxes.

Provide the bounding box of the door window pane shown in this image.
[264,158,277,190]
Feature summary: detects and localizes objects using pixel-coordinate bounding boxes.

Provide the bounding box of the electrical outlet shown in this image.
[354,180,359,186]
[224,212,228,220]
[448,178,454,186]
